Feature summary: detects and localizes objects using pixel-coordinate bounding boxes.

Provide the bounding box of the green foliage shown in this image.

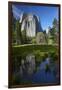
[45,64,50,72]
[12,14,59,45]
[12,45,57,57]
[12,44,57,70]
[21,29,27,44]
[31,38,36,44]
[50,28,55,36]
[49,52,58,62]
[53,18,58,28]
[12,74,21,85]
[47,18,58,44]
[12,19,21,44]
[44,32,48,44]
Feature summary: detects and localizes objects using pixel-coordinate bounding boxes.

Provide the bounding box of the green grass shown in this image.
[12,44,58,57]
[12,44,58,84]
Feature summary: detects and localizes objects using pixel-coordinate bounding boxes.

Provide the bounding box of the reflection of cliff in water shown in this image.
[13,53,59,85]
[20,54,36,76]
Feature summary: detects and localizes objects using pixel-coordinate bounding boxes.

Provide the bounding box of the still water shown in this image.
[13,54,59,85]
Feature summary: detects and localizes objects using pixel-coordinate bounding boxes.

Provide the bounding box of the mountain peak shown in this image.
[19,12,43,37]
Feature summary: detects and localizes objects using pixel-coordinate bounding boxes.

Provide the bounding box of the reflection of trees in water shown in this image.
[12,52,59,85]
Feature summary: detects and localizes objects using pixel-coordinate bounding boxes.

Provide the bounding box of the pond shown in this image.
[12,53,59,85]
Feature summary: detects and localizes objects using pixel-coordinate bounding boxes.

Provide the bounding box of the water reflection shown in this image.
[13,53,59,85]
[19,54,35,76]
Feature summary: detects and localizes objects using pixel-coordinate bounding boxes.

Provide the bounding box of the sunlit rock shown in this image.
[19,13,42,37]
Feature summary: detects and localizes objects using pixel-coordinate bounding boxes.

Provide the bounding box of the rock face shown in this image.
[12,13,44,44]
[19,13,42,37]
[36,32,46,44]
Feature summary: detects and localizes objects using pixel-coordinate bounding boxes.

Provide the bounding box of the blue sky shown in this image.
[12,4,59,30]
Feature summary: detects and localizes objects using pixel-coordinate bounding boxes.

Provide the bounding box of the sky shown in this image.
[12,4,59,31]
